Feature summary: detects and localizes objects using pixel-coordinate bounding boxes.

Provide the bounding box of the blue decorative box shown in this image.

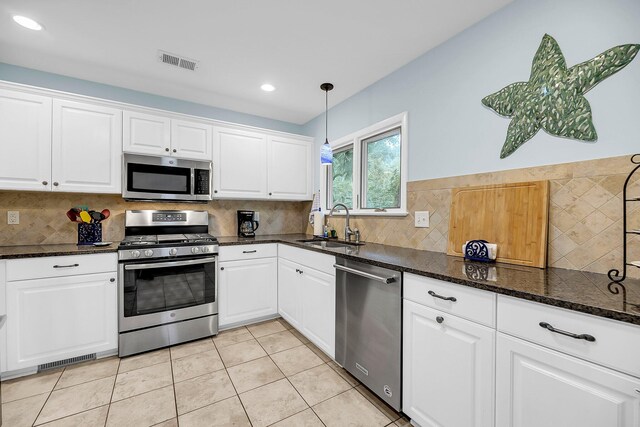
[78,223,102,245]
[463,240,495,263]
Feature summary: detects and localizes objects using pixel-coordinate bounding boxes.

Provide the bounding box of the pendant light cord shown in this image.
[325,88,329,144]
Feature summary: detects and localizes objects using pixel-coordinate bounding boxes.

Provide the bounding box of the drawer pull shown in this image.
[53,263,79,269]
[539,322,596,342]
[428,290,457,302]
[242,250,257,254]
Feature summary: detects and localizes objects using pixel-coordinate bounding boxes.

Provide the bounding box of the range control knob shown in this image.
[191,247,200,254]
[144,249,154,257]
[169,248,178,256]
[202,246,210,253]
[130,250,141,258]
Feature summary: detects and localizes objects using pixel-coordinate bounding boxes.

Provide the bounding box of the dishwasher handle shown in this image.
[333,264,396,284]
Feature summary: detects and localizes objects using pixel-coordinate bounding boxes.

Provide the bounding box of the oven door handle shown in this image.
[124,257,217,270]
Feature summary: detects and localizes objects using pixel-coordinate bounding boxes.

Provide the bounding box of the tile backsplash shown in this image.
[315,155,640,278]
[2,154,637,278]
[0,193,311,245]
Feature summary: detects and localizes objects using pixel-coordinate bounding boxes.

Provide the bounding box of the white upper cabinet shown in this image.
[123,111,171,156]
[0,89,52,191]
[213,125,313,201]
[52,100,122,194]
[213,126,268,199]
[267,135,313,200]
[171,119,212,160]
[124,111,212,160]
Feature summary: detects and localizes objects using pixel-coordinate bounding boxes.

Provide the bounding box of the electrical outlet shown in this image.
[415,211,429,228]
[7,211,19,225]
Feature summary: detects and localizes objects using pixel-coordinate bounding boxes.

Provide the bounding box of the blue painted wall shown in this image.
[303,0,640,184]
[0,62,304,134]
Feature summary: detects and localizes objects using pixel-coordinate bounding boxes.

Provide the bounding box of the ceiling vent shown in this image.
[158,50,199,71]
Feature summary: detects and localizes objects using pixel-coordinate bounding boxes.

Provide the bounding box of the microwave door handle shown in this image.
[124,257,217,270]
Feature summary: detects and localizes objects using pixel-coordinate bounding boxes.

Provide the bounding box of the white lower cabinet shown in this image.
[278,246,335,358]
[496,333,640,427]
[403,299,495,427]
[218,257,278,327]
[4,254,118,373]
[6,271,117,371]
[299,266,335,355]
[277,257,302,330]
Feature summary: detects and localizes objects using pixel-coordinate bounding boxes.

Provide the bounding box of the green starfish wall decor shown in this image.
[482,34,640,159]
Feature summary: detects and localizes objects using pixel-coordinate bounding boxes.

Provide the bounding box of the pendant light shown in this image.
[320,82,334,165]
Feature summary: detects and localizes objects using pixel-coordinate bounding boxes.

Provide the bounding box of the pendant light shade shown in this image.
[320,83,334,165]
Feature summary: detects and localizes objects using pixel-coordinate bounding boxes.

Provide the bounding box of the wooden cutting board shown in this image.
[447,180,550,268]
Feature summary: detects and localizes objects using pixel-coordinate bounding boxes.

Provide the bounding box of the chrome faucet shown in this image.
[329,203,354,242]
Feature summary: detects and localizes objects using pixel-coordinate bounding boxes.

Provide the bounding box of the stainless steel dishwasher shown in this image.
[335,258,402,411]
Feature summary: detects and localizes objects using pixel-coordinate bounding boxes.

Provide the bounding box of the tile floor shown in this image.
[1,318,410,427]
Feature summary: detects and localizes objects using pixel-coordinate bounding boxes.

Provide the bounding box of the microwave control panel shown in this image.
[194,169,210,195]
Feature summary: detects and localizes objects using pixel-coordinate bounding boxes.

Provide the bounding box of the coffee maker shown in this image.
[237,210,260,237]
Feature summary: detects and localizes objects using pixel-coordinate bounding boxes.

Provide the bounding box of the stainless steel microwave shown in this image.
[123,153,212,201]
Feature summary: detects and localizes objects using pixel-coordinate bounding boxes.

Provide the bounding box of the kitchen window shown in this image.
[322,112,408,216]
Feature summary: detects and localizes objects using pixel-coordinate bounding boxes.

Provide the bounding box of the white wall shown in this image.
[304,0,640,184]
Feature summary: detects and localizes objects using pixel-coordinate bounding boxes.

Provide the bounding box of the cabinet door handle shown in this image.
[53,263,79,269]
[214,190,218,194]
[539,322,596,342]
[42,180,48,186]
[428,290,457,302]
[242,250,257,254]
[436,316,444,324]
[53,182,59,186]
[220,267,224,271]
[172,149,177,153]
[110,278,115,283]
[269,192,272,196]
[165,148,170,152]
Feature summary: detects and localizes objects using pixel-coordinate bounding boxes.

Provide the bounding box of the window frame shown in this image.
[321,112,408,216]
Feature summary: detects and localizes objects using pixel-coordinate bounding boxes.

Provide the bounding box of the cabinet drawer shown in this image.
[278,244,335,274]
[404,273,496,327]
[219,244,277,262]
[497,295,640,378]
[7,253,117,281]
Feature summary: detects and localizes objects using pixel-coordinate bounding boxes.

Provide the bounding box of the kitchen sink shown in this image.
[296,239,364,249]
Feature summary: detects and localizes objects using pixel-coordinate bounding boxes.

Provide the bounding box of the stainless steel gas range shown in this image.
[117,210,219,357]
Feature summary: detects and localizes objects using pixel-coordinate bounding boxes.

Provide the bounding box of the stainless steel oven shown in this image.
[119,257,217,331]
[123,153,212,201]
[117,210,219,357]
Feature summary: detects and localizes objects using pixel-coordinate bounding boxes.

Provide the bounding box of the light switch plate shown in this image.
[7,211,19,225]
[415,211,429,228]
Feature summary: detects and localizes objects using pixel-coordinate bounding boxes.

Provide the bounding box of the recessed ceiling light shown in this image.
[261,83,275,92]
[13,15,43,31]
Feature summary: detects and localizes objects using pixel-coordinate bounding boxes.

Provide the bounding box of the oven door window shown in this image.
[127,163,191,195]
[122,259,215,317]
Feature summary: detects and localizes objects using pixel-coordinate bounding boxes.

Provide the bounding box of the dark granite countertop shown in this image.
[2,235,638,325]
[0,243,119,259]
[220,234,640,326]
